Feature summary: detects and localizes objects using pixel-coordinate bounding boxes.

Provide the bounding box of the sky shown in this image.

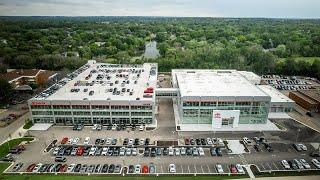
[0,0,319,18]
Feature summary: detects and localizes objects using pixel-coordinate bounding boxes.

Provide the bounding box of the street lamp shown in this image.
[295,128,301,143]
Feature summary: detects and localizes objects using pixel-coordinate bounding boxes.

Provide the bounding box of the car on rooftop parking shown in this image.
[169,164,176,173]
[215,164,224,173]
[281,160,290,169]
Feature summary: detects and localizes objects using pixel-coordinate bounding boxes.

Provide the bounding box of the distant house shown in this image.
[0,69,57,90]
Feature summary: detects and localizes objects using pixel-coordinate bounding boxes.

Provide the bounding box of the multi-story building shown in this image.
[28,60,157,126]
[171,69,280,131]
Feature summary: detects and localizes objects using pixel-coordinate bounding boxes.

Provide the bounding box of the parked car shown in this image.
[84,137,90,145]
[142,165,149,173]
[60,137,68,144]
[149,163,156,174]
[66,164,76,172]
[243,137,252,145]
[55,156,67,162]
[294,159,304,169]
[32,163,43,172]
[311,159,320,169]
[169,164,176,173]
[253,145,261,152]
[229,164,237,173]
[236,164,244,173]
[12,163,23,172]
[300,159,311,169]
[26,163,36,172]
[281,160,290,169]
[52,147,60,156]
[135,165,141,174]
[215,164,224,173]
[198,147,205,156]
[293,143,302,152]
[128,165,134,173]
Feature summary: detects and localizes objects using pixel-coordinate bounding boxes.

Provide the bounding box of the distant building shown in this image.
[0,69,57,90]
[289,90,320,112]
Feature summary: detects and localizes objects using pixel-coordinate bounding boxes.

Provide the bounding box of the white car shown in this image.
[72,138,79,145]
[215,164,224,173]
[67,138,73,144]
[32,163,43,172]
[311,159,320,169]
[67,164,76,172]
[119,147,126,156]
[236,164,244,173]
[83,137,90,145]
[206,138,213,145]
[135,165,141,174]
[175,148,180,156]
[139,125,144,131]
[294,159,304,169]
[168,147,174,156]
[169,164,176,173]
[101,147,108,156]
[132,148,137,156]
[180,147,186,155]
[106,138,112,145]
[300,159,311,169]
[89,147,97,155]
[128,139,134,146]
[198,147,205,156]
[92,124,98,130]
[126,148,132,156]
[243,137,252,145]
[281,160,290,169]
[52,147,60,156]
[139,139,145,145]
[299,144,307,151]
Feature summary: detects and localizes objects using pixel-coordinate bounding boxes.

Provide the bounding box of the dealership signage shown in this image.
[212,110,240,129]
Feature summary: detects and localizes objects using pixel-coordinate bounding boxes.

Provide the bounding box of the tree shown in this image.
[0,78,13,104]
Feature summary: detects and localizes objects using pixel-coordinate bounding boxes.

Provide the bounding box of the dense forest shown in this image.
[0,17,320,79]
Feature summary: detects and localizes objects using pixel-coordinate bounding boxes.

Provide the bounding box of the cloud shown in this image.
[0,0,319,18]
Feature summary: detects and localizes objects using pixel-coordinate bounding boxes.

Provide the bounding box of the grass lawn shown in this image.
[0,174,248,180]
[23,120,34,129]
[0,137,34,158]
[0,163,11,174]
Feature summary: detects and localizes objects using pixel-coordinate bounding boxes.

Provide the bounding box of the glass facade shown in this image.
[30,104,153,125]
[180,100,269,125]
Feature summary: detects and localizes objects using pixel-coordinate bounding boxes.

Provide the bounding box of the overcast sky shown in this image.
[0,0,319,18]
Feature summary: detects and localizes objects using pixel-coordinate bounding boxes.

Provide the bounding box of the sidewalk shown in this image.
[0,125,28,145]
[237,175,320,180]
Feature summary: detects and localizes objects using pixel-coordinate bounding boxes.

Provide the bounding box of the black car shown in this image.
[134,138,139,146]
[144,147,150,156]
[95,147,102,156]
[196,139,201,145]
[9,148,21,154]
[83,147,90,156]
[163,147,168,156]
[288,160,298,170]
[150,147,156,157]
[190,139,195,145]
[1,154,13,162]
[100,139,105,145]
[108,164,115,173]
[156,147,162,156]
[186,147,192,156]
[95,138,101,145]
[107,147,114,156]
[94,164,101,173]
[73,124,78,130]
[38,164,48,172]
[65,147,73,156]
[101,164,109,173]
[201,138,206,145]
[128,165,134,173]
[216,148,222,156]
[123,138,128,146]
[74,164,82,172]
[264,143,274,152]
[54,164,62,172]
[145,138,150,146]
[55,156,67,162]
[106,126,112,130]
[47,164,55,172]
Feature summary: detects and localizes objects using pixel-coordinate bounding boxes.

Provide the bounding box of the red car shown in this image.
[184,138,190,145]
[230,164,237,173]
[26,163,36,172]
[142,165,149,173]
[76,146,84,156]
[59,164,68,172]
[60,137,68,144]
[16,145,26,151]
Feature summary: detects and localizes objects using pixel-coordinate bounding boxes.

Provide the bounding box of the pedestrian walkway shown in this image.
[0,125,28,145]
[244,165,255,179]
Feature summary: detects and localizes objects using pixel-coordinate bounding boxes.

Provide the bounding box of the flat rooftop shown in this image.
[258,85,294,103]
[31,60,157,101]
[172,69,269,98]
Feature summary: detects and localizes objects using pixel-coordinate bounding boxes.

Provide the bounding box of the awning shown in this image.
[29,123,53,130]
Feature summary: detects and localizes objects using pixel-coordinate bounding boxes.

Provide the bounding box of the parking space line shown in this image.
[207,165,210,173]
[201,165,204,174]
[187,165,190,173]
[181,165,183,174]
[260,163,265,171]
[160,165,163,173]
[277,162,284,170]
[273,162,279,170]
[194,164,196,173]
[266,162,272,170]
